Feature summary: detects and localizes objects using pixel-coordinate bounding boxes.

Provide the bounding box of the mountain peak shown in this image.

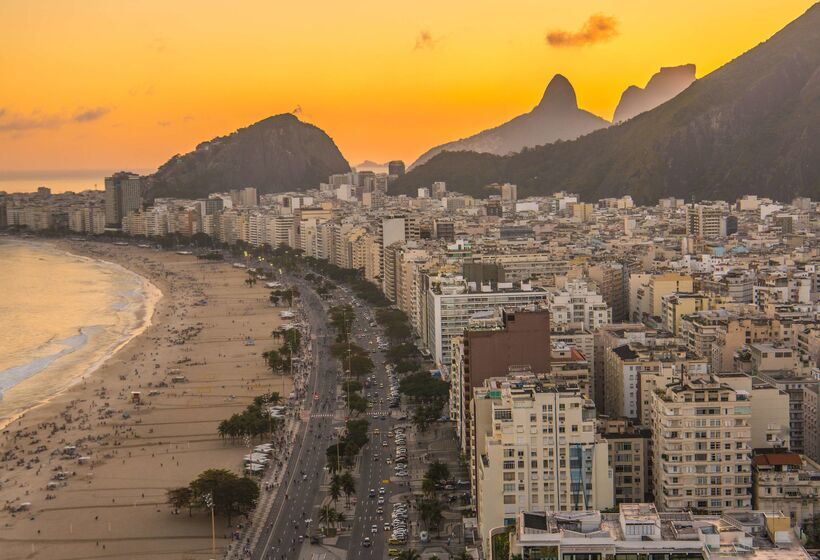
[537,74,578,110]
[149,114,349,199]
[613,64,697,122]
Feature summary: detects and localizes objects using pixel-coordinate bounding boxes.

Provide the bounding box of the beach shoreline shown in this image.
[0,240,292,560]
[0,240,163,432]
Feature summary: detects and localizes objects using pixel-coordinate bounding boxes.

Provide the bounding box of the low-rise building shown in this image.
[509,506,808,560]
[753,451,820,531]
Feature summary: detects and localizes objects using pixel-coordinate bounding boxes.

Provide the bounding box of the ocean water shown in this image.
[0,240,160,427]
[0,169,154,194]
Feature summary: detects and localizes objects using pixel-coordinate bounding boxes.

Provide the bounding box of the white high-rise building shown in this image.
[472,375,613,555]
[548,280,612,331]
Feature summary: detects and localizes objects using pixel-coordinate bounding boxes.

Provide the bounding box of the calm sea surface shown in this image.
[0,169,154,194]
[0,240,159,426]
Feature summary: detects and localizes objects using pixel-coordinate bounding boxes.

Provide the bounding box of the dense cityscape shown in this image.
[1,165,818,560]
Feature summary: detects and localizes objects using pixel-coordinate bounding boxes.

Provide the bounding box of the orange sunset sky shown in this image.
[0,0,816,182]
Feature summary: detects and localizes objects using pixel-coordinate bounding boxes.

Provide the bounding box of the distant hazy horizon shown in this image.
[0,169,155,194]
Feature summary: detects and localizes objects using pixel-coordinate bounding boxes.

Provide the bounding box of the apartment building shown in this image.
[630,273,695,322]
[702,270,755,303]
[711,315,793,373]
[424,276,549,369]
[549,344,592,397]
[650,374,752,513]
[593,324,657,413]
[686,204,727,239]
[104,171,145,228]
[449,309,550,455]
[680,309,736,359]
[604,340,706,422]
[661,292,712,336]
[472,376,613,555]
[715,373,791,450]
[804,385,820,464]
[757,370,819,454]
[547,279,612,331]
[587,262,629,322]
[753,451,820,530]
[463,253,570,283]
[67,205,106,235]
[599,418,651,504]
[797,325,820,368]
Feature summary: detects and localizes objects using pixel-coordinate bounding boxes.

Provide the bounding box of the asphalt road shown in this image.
[331,285,414,560]
[253,273,410,560]
[253,281,339,560]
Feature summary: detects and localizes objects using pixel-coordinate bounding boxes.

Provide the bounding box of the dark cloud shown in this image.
[0,107,112,133]
[546,14,619,48]
[73,107,111,123]
[414,30,440,50]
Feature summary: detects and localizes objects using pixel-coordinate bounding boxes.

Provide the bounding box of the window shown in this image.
[503,495,516,504]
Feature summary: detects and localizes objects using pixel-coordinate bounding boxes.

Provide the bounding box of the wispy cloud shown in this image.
[546,14,619,48]
[414,29,440,51]
[157,120,172,127]
[0,107,112,133]
[73,107,111,123]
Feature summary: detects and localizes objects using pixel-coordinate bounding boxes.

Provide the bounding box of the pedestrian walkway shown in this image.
[226,303,314,559]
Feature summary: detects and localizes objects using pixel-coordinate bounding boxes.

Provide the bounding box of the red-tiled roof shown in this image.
[753,453,802,467]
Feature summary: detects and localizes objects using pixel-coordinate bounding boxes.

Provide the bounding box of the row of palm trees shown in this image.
[216,393,282,440]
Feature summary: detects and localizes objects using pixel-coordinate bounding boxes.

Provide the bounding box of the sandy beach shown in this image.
[0,242,293,560]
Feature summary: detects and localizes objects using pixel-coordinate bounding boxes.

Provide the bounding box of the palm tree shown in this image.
[318,505,336,531]
[329,474,342,506]
[262,350,283,373]
[339,471,356,507]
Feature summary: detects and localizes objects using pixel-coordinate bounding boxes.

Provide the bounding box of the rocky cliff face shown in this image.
[613,64,697,123]
[409,75,609,169]
[148,114,349,199]
[394,4,820,204]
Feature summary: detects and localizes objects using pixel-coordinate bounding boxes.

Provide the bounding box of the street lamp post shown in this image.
[203,492,215,555]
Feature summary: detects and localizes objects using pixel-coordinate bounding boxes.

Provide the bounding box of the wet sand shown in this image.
[0,242,292,559]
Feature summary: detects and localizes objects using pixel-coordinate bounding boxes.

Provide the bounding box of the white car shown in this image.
[371,524,379,533]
